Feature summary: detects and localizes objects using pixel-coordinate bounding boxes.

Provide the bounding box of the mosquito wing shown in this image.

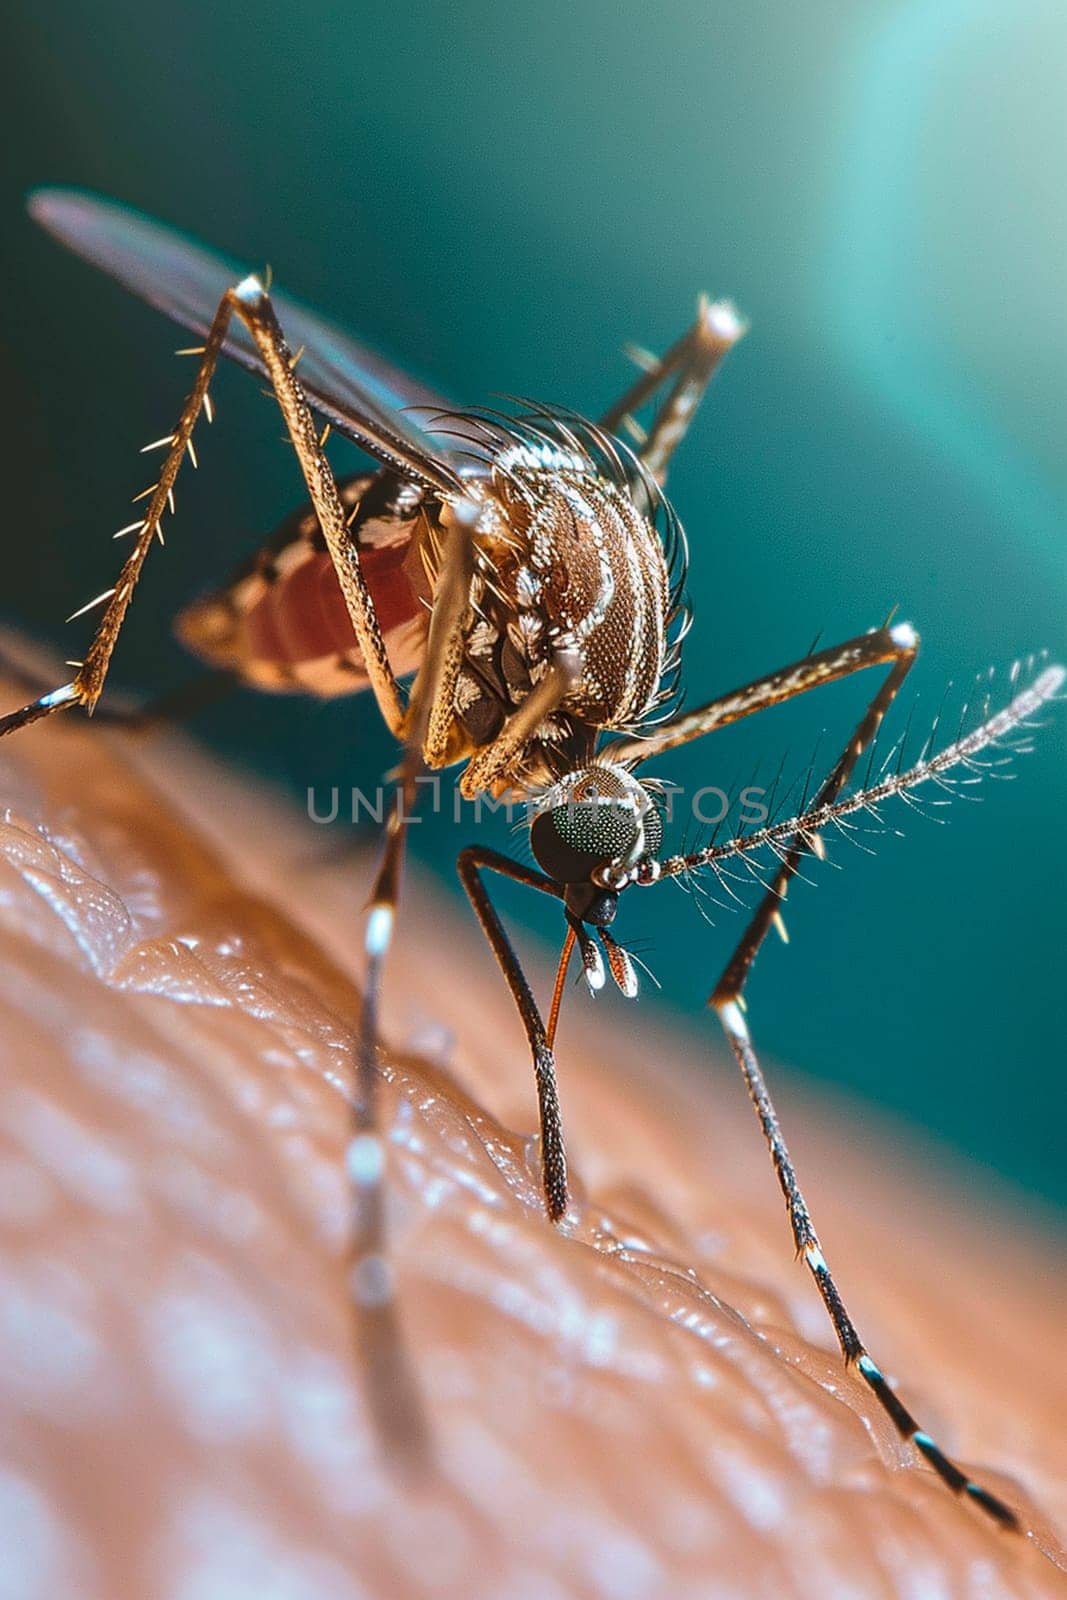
[29,188,470,494]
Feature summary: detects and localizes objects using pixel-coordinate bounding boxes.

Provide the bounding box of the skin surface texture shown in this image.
[0,675,1064,1600]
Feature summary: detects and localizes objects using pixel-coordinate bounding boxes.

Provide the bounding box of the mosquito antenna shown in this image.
[652,664,1064,884]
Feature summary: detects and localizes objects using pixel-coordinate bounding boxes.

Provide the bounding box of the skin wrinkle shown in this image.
[0,681,1064,1599]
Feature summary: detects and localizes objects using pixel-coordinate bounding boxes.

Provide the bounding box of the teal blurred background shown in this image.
[2,2,1064,1212]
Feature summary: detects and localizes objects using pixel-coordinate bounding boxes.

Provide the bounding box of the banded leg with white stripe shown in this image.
[714,1000,1018,1528]
[346,785,430,1462]
[692,621,1019,1526]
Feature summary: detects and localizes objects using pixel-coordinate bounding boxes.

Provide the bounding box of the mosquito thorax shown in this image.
[529,764,663,915]
[423,414,686,792]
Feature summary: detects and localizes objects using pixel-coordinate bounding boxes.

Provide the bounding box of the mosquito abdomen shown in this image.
[176,473,431,696]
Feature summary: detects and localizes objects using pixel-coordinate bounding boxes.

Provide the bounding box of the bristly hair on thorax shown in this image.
[423,399,693,782]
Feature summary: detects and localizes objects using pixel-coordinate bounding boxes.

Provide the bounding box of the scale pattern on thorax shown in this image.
[443,443,677,780]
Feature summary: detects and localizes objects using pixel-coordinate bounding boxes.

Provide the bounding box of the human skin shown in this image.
[0,682,1064,1599]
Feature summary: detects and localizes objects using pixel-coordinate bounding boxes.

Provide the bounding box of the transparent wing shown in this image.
[29,188,467,492]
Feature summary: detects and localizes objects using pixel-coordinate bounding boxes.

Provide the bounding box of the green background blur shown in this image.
[2,2,1064,1214]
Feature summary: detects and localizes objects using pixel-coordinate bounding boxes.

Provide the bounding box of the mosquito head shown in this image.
[529,763,663,923]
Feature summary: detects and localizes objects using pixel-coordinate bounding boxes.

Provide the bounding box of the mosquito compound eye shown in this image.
[529,766,663,884]
[530,798,642,883]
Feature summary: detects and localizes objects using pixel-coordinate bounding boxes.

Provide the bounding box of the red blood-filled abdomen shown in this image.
[176,482,431,697]
[244,543,421,665]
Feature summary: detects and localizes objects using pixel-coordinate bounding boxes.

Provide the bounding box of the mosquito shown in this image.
[3,189,1060,1525]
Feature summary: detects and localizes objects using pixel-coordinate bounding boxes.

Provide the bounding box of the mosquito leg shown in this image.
[348,495,475,1297]
[712,628,919,1001]
[0,646,234,732]
[694,636,1020,1525]
[1,277,407,741]
[348,773,430,1464]
[456,846,569,1219]
[709,999,1018,1529]
[601,621,922,771]
[347,498,471,1340]
[210,278,456,1452]
[352,808,405,1270]
[600,297,747,485]
[0,681,80,736]
[346,499,491,1450]
[2,272,429,1450]
[225,278,408,734]
[459,649,581,799]
[0,301,233,739]
[400,453,572,776]
[401,500,477,767]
